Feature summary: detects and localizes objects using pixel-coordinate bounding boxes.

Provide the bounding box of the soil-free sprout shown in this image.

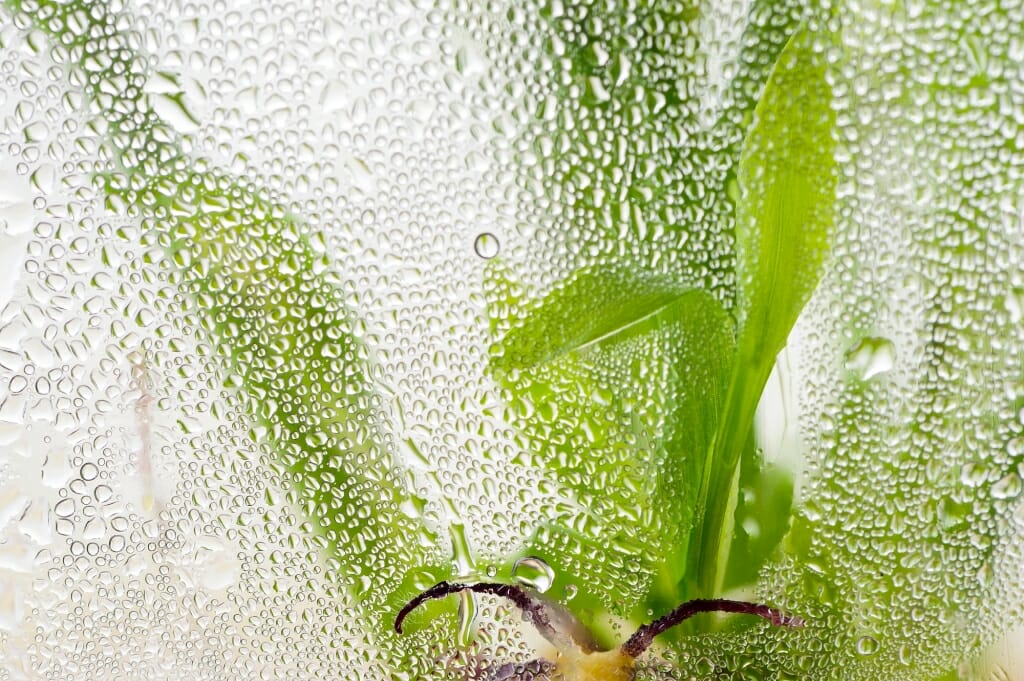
[395,581,803,681]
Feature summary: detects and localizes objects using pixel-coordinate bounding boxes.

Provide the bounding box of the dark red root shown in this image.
[620,599,804,658]
[394,581,564,646]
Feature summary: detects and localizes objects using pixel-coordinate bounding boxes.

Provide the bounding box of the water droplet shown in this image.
[961,462,991,488]
[449,523,474,576]
[473,232,500,259]
[53,498,75,518]
[844,337,895,380]
[992,472,1022,500]
[855,635,880,656]
[939,497,972,529]
[8,376,27,394]
[149,92,201,134]
[511,555,554,593]
[455,589,477,647]
[1004,289,1024,323]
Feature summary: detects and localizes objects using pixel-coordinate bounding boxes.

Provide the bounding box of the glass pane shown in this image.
[0,1,1022,679]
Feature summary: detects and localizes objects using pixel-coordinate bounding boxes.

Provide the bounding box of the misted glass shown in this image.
[1,1,1022,679]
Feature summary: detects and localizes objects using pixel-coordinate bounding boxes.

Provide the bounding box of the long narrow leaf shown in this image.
[4,0,442,634]
[688,27,837,598]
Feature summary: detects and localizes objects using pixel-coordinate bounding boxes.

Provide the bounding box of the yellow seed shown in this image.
[556,649,635,681]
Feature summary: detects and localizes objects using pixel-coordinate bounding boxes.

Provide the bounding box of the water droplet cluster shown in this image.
[0,0,1021,679]
[731,3,1024,681]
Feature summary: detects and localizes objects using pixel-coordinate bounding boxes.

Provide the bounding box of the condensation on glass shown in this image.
[0,0,1022,680]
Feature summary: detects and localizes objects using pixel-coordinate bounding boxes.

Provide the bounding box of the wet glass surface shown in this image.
[0,1,1023,679]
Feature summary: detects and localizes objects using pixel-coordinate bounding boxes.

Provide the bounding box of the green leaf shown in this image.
[493,0,813,615]
[6,0,444,637]
[688,27,837,598]
[724,460,795,590]
[487,263,734,623]
[493,267,701,371]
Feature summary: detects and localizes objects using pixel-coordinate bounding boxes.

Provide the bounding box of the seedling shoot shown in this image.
[395,581,803,681]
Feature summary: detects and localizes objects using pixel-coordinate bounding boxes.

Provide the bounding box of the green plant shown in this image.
[3,0,1022,679]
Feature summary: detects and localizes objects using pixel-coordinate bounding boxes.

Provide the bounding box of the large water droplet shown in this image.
[855,635,880,656]
[474,232,500,259]
[455,589,478,647]
[511,555,554,593]
[992,472,1022,500]
[449,523,475,576]
[844,337,895,380]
